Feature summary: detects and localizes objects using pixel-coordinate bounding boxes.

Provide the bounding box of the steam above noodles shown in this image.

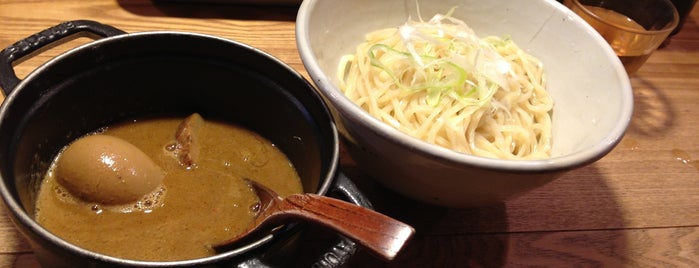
[338,9,554,160]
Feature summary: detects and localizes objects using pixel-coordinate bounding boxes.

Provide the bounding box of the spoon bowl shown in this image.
[215,179,415,260]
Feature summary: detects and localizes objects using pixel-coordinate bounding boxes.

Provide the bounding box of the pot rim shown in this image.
[0,27,350,266]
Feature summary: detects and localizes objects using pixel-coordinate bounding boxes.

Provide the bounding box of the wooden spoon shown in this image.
[214,179,415,260]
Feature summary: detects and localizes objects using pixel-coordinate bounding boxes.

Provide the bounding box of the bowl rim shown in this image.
[296,0,634,173]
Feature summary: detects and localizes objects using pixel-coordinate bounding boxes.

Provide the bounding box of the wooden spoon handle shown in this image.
[278,194,415,260]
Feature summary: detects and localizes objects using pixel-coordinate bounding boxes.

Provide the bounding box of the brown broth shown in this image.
[34,117,303,261]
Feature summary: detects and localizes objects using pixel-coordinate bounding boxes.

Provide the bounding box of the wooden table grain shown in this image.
[1,1,697,267]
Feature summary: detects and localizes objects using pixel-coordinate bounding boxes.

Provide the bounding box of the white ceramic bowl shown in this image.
[296,0,633,207]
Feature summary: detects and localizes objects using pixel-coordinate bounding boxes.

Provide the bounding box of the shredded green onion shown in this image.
[366,9,514,107]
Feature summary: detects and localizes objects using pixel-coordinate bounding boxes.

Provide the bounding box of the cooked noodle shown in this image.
[338,9,553,159]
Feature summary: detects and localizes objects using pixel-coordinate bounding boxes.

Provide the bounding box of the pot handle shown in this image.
[0,20,126,95]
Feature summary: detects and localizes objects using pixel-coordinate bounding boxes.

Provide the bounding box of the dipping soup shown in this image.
[34,114,303,261]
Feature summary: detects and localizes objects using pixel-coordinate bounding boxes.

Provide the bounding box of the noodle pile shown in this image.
[338,10,554,160]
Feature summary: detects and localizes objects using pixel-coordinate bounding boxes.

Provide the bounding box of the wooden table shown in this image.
[1,1,697,267]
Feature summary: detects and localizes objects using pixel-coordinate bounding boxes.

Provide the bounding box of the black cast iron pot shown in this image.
[0,20,368,267]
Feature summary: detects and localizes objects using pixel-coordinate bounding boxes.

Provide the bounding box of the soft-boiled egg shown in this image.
[54,134,165,205]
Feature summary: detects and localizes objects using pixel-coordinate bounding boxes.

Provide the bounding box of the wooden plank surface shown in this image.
[0,0,697,267]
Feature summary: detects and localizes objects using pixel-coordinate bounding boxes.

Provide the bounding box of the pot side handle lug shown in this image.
[310,173,374,268]
[0,20,126,96]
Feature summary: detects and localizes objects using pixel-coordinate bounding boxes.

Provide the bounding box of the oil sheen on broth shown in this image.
[34,115,303,261]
